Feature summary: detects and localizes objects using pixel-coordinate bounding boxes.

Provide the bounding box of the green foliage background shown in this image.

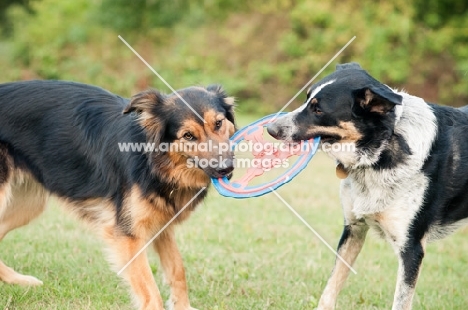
[0,0,467,114]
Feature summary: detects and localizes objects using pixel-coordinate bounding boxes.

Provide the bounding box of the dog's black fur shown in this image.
[268,63,468,309]
[0,80,235,310]
[0,81,234,201]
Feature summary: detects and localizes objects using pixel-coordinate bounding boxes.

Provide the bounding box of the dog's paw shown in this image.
[165,300,174,310]
[165,301,198,310]
[316,298,335,310]
[316,303,334,310]
[9,274,43,286]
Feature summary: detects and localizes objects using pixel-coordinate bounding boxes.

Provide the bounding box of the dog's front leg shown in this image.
[153,228,196,310]
[104,228,164,310]
[392,238,426,310]
[318,222,369,310]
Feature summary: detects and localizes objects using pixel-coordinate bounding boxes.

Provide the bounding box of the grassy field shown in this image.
[2,114,468,309]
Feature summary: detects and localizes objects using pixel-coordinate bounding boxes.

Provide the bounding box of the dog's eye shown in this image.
[183,132,195,141]
[215,119,223,130]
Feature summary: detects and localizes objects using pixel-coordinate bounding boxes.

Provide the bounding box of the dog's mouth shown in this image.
[221,171,234,180]
[206,169,234,180]
[199,161,235,179]
[290,132,341,144]
[319,134,341,144]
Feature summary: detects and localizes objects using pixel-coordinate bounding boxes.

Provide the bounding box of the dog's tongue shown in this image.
[336,163,349,179]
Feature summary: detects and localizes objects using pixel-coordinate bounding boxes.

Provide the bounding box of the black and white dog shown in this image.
[267,62,468,309]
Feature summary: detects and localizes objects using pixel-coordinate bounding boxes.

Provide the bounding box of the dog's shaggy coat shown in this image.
[0,80,235,310]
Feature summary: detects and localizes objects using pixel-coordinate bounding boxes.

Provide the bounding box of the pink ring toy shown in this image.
[212,113,320,198]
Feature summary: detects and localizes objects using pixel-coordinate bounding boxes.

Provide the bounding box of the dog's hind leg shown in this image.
[317,221,369,310]
[153,228,196,310]
[0,171,48,286]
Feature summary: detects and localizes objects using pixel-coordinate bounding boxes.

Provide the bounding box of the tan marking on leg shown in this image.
[0,171,49,229]
[0,183,12,223]
[104,226,164,310]
[372,205,417,253]
[123,187,170,238]
[318,224,369,310]
[121,186,198,240]
[0,170,48,286]
[119,188,199,309]
[153,229,190,310]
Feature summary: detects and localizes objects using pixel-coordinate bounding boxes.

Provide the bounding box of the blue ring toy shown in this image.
[211,113,320,198]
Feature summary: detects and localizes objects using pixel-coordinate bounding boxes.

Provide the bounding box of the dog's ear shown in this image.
[353,84,403,114]
[124,90,166,146]
[206,84,237,130]
[222,96,236,131]
[123,90,165,114]
[336,62,362,71]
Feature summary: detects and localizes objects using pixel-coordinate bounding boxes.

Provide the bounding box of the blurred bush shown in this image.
[0,0,467,113]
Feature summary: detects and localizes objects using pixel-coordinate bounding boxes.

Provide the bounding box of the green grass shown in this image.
[2,114,468,309]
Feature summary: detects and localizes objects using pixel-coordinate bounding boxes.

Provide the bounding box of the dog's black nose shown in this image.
[217,158,234,176]
[267,123,281,139]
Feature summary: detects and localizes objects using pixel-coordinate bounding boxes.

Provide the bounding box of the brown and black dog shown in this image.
[0,81,236,310]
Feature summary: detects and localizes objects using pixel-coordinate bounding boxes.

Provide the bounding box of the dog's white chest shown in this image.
[341,171,428,249]
[344,169,427,217]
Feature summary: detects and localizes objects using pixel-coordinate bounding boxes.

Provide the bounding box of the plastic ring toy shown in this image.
[212,113,320,198]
